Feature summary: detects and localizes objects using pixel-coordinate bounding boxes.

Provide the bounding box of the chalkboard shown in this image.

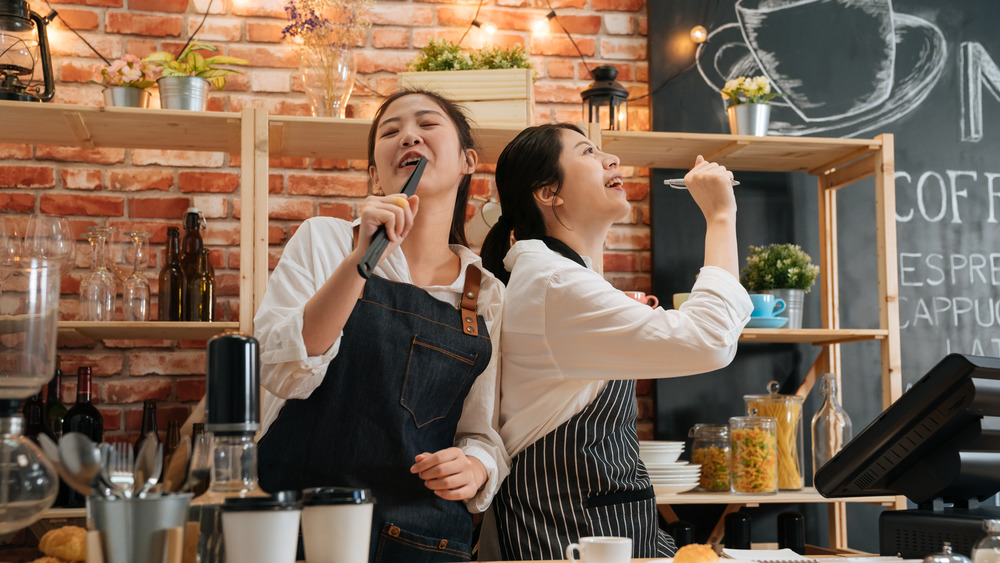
[648,0,1000,551]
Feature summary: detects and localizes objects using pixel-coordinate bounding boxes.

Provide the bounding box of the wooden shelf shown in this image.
[600,130,881,173]
[656,487,897,507]
[0,101,242,153]
[739,328,889,345]
[58,321,241,342]
[39,508,86,519]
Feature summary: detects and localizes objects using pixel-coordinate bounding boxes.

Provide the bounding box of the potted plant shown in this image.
[397,39,535,127]
[720,75,785,136]
[740,243,819,329]
[96,55,156,108]
[143,43,248,111]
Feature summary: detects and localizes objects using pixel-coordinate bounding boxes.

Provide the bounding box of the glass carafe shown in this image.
[122,232,152,321]
[811,372,852,477]
[79,226,116,321]
[973,520,1000,563]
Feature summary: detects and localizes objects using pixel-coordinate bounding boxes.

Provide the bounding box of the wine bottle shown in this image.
[180,207,206,287]
[44,369,67,440]
[811,372,853,477]
[22,391,50,444]
[186,248,215,322]
[134,399,161,456]
[165,420,181,459]
[63,366,103,443]
[158,226,185,321]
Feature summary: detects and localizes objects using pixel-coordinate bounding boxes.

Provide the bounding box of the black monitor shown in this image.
[815,353,1000,506]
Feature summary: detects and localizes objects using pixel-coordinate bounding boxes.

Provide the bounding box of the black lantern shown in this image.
[0,0,56,102]
[581,65,629,131]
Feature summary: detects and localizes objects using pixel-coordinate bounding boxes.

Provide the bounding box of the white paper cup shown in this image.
[565,536,632,563]
[301,487,375,563]
[221,491,301,563]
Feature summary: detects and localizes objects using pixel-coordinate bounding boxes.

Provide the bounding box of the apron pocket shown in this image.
[374,523,472,562]
[401,335,478,427]
[583,487,659,557]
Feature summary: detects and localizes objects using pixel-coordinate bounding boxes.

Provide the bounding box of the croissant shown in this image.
[37,525,86,562]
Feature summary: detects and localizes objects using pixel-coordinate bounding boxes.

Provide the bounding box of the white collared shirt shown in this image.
[253,216,508,512]
[496,239,754,458]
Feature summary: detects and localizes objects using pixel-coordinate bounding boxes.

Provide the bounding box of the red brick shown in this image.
[232,0,284,17]
[40,193,124,216]
[59,353,124,377]
[412,29,465,48]
[268,174,284,193]
[35,146,126,164]
[123,39,161,58]
[192,0,226,14]
[534,81,589,104]
[50,33,121,59]
[104,379,173,403]
[229,45,298,69]
[268,198,314,220]
[635,379,653,395]
[604,14,635,35]
[0,143,31,159]
[371,4,433,26]
[131,150,226,167]
[373,28,409,49]
[311,159,352,170]
[130,0,187,12]
[105,12,183,36]
[215,272,239,295]
[317,202,354,220]
[469,178,491,199]
[531,35,595,57]
[177,171,240,193]
[557,14,603,34]
[547,59,576,79]
[52,0,122,7]
[129,350,205,375]
[186,17,243,43]
[600,37,647,60]
[62,168,103,190]
[606,226,650,250]
[190,196,227,219]
[603,252,638,272]
[287,173,368,196]
[354,50,415,74]
[100,408,122,431]
[176,378,206,402]
[551,0,586,7]
[130,197,193,219]
[108,169,174,191]
[268,225,287,245]
[202,224,240,246]
[638,15,648,36]
[0,166,54,188]
[592,0,644,10]
[624,179,648,201]
[56,8,100,30]
[0,193,35,211]
[248,22,284,43]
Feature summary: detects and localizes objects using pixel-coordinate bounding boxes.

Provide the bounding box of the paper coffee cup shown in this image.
[301,487,375,563]
[221,491,301,563]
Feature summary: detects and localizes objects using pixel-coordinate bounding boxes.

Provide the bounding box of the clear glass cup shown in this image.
[0,215,22,268]
[79,227,116,322]
[123,232,152,322]
[23,214,75,278]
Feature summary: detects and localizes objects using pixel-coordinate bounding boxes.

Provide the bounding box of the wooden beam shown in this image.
[875,134,903,407]
[64,112,95,149]
[707,140,749,162]
[808,145,879,176]
[822,153,877,191]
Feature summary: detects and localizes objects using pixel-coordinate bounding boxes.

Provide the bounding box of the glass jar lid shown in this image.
[689,423,729,438]
[743,380,804,404]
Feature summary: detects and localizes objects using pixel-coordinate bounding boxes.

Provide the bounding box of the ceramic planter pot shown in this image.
[158,76,209,111]
[104,86,151,108]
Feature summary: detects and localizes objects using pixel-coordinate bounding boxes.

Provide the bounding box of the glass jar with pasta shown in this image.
[690,424,730,491]
[744,381,804,490]
[729,413,778,494]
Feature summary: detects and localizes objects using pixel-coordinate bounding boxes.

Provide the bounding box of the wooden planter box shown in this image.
[396,68,533,127]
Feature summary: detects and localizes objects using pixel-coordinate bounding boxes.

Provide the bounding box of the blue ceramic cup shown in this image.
[749,294,786,318]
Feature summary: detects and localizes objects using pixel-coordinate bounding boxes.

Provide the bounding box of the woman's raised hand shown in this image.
[356,193,420,254]
[683,155,737,221]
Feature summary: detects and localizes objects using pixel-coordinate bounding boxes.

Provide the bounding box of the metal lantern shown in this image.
[0,0,56,102]
[581,65,629,131]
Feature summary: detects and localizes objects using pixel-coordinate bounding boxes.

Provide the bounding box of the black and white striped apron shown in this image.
[493,378,677,560]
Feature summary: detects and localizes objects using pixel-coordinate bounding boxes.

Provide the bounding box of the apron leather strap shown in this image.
[460,264,482,337]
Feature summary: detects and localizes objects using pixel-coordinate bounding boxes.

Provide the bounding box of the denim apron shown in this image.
[258,267,491,562]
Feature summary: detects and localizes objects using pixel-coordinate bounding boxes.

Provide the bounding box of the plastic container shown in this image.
[729,413,778,494]
[689,424,730,491]
[744,381,804,490]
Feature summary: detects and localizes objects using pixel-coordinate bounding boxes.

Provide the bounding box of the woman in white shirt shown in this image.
[479,123,753,560]
[254,90,506,562]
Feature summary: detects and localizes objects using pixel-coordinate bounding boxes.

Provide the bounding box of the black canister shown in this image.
[667,520,696,547]
[778,511,806,554]
[206,332,260,436]
[725,511,751,549]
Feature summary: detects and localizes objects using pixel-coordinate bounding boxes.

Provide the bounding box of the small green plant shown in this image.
[740,243,819,292]
[406,39,533,72]
[721,75,785,107]
[143,43,249,90]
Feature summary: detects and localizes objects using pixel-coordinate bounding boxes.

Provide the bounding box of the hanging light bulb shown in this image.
[482,21,497,35]
[533,11,555,35]
[690,25,708,44]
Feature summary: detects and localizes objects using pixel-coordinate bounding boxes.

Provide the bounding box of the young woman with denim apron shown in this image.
[255,91,506,562]
[479,124,753,560]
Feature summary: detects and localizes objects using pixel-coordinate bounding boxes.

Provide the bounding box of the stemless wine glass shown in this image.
[24,215,76,278]
[79,227,116,322]
[123,232,152,322]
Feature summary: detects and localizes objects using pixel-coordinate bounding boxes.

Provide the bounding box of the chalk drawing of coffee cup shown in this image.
[697,2,947,137]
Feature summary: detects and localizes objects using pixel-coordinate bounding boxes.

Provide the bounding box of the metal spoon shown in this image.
[39,434,91,497]
[58,432,114,497]
[663,178,740,189]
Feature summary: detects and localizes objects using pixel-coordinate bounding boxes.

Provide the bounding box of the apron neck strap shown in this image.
[460,264,482,337]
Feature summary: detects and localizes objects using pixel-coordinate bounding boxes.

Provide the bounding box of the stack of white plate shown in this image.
[639,441,699,494]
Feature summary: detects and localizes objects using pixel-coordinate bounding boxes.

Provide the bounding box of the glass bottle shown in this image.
[973,520,1000,563]
[186,248,214,322]
[134,399,161,456]
[165,420,181,460]
[811,372,853,477]
[122,231,152,321]
[63,366,103,443]
[44,369,67,441]
[21,391,50,444]
[158,226,185,321]
[180,207,207,287]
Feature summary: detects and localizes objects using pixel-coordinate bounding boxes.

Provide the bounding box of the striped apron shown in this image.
[493,378,677,560]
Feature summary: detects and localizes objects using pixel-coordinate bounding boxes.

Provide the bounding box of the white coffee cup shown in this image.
[565,536,632,563]
[221,491,301,563]
[301,487,375,563]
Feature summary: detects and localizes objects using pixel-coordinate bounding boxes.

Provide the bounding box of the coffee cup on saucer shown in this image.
[749,294,786,318]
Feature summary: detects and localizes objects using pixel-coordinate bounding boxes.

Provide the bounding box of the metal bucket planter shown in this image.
[764,288,805,329]
[103,86,151,108]
[727,103,771,136]
[158,76,210,111]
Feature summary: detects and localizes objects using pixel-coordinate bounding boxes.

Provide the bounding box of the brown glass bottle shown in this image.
[158,226,185,321]
[134,399,161,455]
[179,207,204,284]
[44,369,67,440]
[63,367,103,443]
[165,420,181,459]
[186,248,214,322]
[22,391,50,444]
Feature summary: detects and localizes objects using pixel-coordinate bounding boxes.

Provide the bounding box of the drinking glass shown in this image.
[123,232,152,322]
[24,215,75,278]
[0,215,22,267]
[79,227,116,321]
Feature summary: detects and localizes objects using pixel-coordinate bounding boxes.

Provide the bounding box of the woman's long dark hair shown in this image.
[366,89,478,246]
[480,123,584,284]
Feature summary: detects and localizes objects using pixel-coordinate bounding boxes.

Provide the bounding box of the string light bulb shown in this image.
[533,11,556,35]
[471,19,497,35]
[690,25,708,44]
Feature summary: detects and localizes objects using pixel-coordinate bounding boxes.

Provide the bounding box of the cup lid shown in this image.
[302,487,374,506]
[222,491,301,512]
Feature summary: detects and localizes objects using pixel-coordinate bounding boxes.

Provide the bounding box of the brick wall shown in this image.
[2,0,654,441]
